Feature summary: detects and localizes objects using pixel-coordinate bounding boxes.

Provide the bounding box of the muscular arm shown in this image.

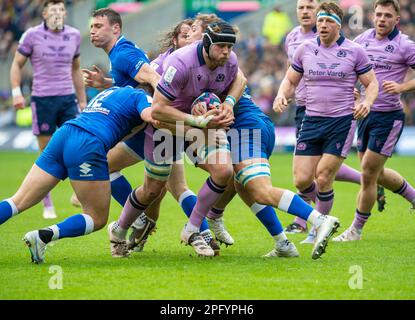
[359,70,379,107]
[72,57,87,110]
[9,51,27,109]
[151,90,231,129]
[134,64,161,90]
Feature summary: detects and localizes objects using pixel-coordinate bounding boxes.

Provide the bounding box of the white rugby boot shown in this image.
[311,215,340,260]
[23,230,47,264]
[206,217,234,246]
[127,217,157,252]
[108,221,130,258]
[332,226,361,242]
[180,225,215,257]
[263,240,299,258]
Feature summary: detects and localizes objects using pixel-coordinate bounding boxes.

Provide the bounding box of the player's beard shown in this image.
[45,13,65,31]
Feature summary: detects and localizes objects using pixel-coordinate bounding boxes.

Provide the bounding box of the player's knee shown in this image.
[294,175,312,191]
[315,174,332,190]
[211,165,233,185]
[250,186,273,206]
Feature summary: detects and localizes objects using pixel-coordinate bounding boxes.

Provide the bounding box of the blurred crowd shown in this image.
[1,0,415,126]
[235,0,415,126]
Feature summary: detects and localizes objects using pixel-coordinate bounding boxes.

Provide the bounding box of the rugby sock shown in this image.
[42,192,54,208]
[335,164,361,185]
[273,232,288,244]
[110,172,133,206]
[315,189,334,215]
[393,180,415,205]
[251,203,283,236]
[352,209,371,232]
[0,199,18,225]
[298,182,317,203]
[278,190,314,221]
[118,190,148,230]
[207,207,224,220]
[38,214,94,244]
[178,190,210,232]
[188,177,226,228]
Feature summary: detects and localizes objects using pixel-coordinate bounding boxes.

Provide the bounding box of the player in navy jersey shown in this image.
[10,0,86,219]
[334,0,415,241]
[0,87,153,263]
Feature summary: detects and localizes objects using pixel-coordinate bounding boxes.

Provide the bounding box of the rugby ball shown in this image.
[190,92,221,115]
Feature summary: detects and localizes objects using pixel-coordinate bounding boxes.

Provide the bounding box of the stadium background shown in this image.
[1,0,414,154]
[1,0,415,301]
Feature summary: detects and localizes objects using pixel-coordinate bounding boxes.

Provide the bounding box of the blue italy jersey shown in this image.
[233,86,269,128]
[109,36,150,87]
[66,86,151,150]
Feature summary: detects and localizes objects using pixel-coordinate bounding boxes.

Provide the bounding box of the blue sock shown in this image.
[0,199,18,225]
[179,190,209,232]
[110,172,133,206]
[55,214,94,239]
[278,190,314,221]
[251,203,283,236]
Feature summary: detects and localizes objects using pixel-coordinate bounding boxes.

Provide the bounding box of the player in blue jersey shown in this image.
[0,86,153,263]
[80,8,165,249]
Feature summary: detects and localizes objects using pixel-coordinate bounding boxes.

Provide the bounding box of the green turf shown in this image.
[0,151,414,300]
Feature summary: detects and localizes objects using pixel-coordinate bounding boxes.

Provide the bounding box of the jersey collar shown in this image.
[388,26,399,40]
[317,34,345,46]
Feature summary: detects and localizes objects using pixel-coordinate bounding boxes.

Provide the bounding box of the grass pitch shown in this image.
[0,151,414,300]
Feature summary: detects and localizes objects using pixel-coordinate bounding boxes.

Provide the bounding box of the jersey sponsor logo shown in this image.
[48,45,66,52]
[42,45,71,58]
[337,50,347,58]
[367,55,392,71]
[317,63,340,70]
[385,45,394,53]
[164,66,177,83]
[310,63,345,78]
[197,74,202,81]
[314,49,319,56]
[79,162,93,177]
[63,34,70,41]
